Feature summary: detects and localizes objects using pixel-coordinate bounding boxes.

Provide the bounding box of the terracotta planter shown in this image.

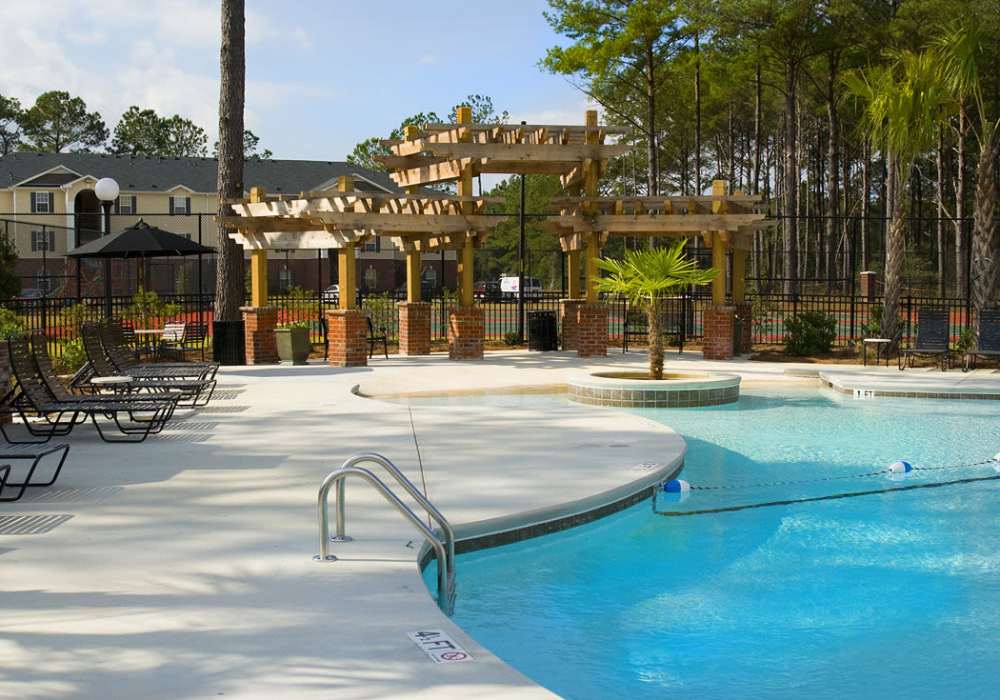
[275,327,311,365]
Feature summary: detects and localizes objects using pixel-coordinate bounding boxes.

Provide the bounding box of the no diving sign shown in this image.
[408,630,473,664]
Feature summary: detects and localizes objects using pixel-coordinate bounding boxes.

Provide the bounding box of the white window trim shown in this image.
[32,191,53,213]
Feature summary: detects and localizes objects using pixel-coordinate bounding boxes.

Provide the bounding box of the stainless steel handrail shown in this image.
[316,455,456,613]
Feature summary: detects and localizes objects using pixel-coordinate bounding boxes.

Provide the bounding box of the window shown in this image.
[421,265,438,285]
[363,265,378,291]
[30,191,53,213]
[363,235,381,253]
[279,265,293,291]
[30,229,56,252]
[115,195,136,215]
[169,195,190,215]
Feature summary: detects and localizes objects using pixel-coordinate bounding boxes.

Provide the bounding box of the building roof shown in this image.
[0,152,400,194]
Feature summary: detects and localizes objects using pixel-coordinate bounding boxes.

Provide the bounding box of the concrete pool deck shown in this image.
[1,350,998,699]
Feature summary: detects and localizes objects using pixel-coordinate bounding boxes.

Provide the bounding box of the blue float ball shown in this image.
[663,479,691,493]
[888,460,913,474]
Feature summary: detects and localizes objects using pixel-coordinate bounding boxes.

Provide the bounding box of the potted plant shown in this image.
[275,321,312,365]
[593,240,718,380]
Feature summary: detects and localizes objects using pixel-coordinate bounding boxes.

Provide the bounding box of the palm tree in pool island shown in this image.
[593,240,718,380]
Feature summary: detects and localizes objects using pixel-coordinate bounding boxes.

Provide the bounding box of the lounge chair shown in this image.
[0,359,71,501]
[76,328,215,407]
[7,335,179,443]
[106,321,218,379]
[156,321,187,361]
[899,308,951,371]
[965,308,1000,370]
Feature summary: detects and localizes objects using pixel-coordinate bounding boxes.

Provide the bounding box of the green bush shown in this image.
[0,307,24,338]
[784,311,837,356]
[278,320,311,330]
[53,338,88,374]
[502,332,521,346]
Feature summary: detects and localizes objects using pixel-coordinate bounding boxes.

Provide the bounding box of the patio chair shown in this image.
[7,335,179,443]
[0,355,72,501]
[899,308,951,371]
[157,321,187,361]
[77,327,215,407]
[181,322,209,361]
[965,308,1000,370]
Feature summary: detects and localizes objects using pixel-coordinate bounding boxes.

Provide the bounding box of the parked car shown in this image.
[474,280,502,301]
[322,284,339,303]
[499,275,542,300]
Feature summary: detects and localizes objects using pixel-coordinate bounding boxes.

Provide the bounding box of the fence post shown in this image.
[906,295,913,344]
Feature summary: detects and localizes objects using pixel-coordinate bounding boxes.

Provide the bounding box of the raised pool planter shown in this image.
[568,371,740,407]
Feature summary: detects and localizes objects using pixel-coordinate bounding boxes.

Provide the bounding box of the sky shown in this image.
[1,0,596,161]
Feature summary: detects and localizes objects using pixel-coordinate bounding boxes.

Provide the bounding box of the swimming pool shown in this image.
[423,384,1000,699]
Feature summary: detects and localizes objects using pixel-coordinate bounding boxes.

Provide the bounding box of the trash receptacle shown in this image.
[527,310,558,351]
[212,319,246,365]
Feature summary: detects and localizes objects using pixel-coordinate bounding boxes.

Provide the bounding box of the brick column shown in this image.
[560,299,583,351]
[398,301,431,356]
[735,301,753,354]
[703,304,737,360]
[326,309,369,367]
[240,306,278,365]
[448,307,484,360]
[576,303,608,358]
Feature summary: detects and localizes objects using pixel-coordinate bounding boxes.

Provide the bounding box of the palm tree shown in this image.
[593,240,717,379]
[215,0,245,322]
[843,52,951,349]
[933,22,1000,322]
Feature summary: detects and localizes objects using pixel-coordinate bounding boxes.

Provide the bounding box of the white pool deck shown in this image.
[1,351,998,699]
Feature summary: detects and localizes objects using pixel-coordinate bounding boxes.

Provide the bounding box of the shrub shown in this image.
[784,311,837,356]
[502,332,521,346]
[53,337,88,374]
[0,307,24,338]
[278,320,311,330]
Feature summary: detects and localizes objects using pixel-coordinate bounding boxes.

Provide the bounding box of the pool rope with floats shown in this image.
[654,454,1000,517]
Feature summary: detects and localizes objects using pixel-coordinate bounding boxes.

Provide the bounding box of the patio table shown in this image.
[134,329,165,359]
[862,338,891,367]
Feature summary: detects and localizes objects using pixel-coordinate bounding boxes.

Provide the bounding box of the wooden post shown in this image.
[403,126,423,303]
[710,179,729,305]
[249,186,268,307]
[456,105,475,308]
[567,249,581,298]
[336,175,357,310]
[582,109,601,303]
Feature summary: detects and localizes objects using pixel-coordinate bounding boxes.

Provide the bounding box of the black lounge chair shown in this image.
[0,358,71,501]
[81,323,215,384]
[965,308,1000,370]
[77,329,215,407]
[899,308,951,371]
[105,321,219,379]
[7,335,179,444]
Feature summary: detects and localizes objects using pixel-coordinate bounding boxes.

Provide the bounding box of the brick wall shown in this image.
[703,305,736,360]
[560,299,583,351]
[326,309,369,367]
[241,306,278,365]
[448,307,484,360]
[576,303,608,358]
[398,301,431,356]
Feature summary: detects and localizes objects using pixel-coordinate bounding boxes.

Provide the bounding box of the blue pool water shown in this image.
[422,385,1000,699]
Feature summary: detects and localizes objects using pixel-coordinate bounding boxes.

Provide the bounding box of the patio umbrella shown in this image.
[68,219,215,317]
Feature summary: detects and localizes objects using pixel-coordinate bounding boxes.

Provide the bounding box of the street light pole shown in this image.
[95,178,120,319]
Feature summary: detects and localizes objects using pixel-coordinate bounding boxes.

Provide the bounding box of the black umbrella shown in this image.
[68,219,215,318]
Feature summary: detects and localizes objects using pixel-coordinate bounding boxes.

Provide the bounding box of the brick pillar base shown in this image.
[398,301,431,356]
[576,303,608,358]
[240,306,278,365]
[326,309,369,367]
[560,299,583,351]
[703,305,737,360]
[735,301,753,354]
[448,307,484,360]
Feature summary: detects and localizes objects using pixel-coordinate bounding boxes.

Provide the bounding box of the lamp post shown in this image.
[95,177,119,319]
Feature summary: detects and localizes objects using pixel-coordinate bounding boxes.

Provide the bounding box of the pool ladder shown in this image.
[316,452,456,614]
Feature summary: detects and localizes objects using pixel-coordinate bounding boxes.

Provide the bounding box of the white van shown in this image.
[499,275,542,299]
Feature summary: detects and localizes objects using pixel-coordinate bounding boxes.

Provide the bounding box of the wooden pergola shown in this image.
[546,180,774,305]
